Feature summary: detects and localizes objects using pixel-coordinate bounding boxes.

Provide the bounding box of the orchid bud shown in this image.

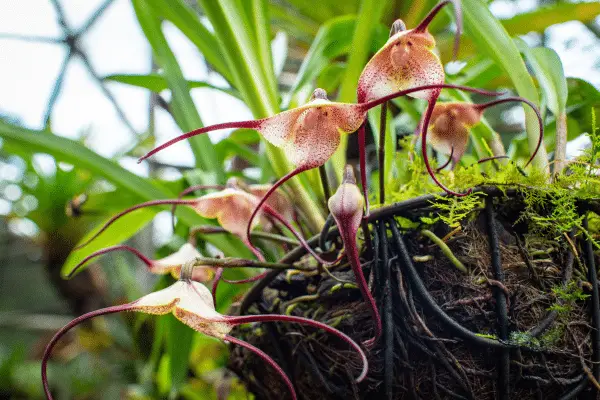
[42,276,368,400]
[328,166,365,235]
[328,166,381,345]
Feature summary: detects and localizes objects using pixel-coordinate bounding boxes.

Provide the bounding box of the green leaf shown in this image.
[61,208,156,277]
[165,315,195,395]
[502,2,600,36]
[133,0,224,179]
[338,0,389,102]
[144,0,234,84]
[196,0,324,231]
[104,74,240,99]
[269,3,319,43]
[462,0,548,170]
[285,16,387,104]
[517,42,568,115]
[0,122,251,262]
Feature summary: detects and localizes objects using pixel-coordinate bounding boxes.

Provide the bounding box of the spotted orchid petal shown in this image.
[328,166,381,345]
[193,188,265,242]
[139,90,365,171]
[356,0,461,103]
[42,274,369,400]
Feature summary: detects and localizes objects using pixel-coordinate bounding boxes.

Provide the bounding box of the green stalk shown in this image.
[331,0,389,182]
[133,0,224,180]
[462,0,549,172]
[197,0,325,231]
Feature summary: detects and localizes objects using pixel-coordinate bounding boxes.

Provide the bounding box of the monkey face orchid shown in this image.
[67,243,214,282]
[139,83,508,245]
[73,185,333,285]
[426,97,544,170]
[42,266,368,400]
[328,166,381,346]
[355,0,463,205]
[357,0,462,103]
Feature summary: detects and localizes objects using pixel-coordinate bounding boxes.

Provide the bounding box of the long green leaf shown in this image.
[462,0,549,170]
[133,0,224,180]
[104,74,240,99]
[144,0,234,84]
[196,0,325,230]
[519,43,568,172]
[524,46,568,116]
[502,2,600,36]
[333,0,389,180]
[165,315,195,395]
[0,122,249,258]
[285,16,387,105]
[338,0,389,102]
[61,208,156,277]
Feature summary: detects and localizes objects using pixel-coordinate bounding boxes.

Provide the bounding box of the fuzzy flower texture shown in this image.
[43,1,545,399]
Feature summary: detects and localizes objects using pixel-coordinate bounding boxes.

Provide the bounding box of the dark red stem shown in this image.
[256,203,333,265]
[242,238,266,262]
[67,245,154,278]
[476,155,510,165]
[473,96,544,167]
[436,146,455,172]
[172,184,225,230]
[226,314,368,382]
[414,0,463,59]
[360,84,503,112]
[340,226,382,346]
[422,95,472,197]
[42,304,134,400]
[138,120,263,163]
[224,335,297,400]
[75,199,197,250]
[245,167,308,250]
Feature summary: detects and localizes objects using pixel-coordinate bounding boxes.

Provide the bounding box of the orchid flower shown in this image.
[355,0,462,206]
[172,180,295,232]
[72,183,342,303]
[42,264,368,400]
[139,83,503,241]
[328,166,381,346]
[425,98,544,170]
[66,243,214,282]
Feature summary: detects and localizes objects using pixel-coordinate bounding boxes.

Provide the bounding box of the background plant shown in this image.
[0,0,599,398]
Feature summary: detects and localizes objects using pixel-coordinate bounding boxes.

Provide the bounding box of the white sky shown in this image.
[0,0,598,169]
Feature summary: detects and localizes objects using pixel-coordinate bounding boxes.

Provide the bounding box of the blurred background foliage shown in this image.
[0,0,599,398]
